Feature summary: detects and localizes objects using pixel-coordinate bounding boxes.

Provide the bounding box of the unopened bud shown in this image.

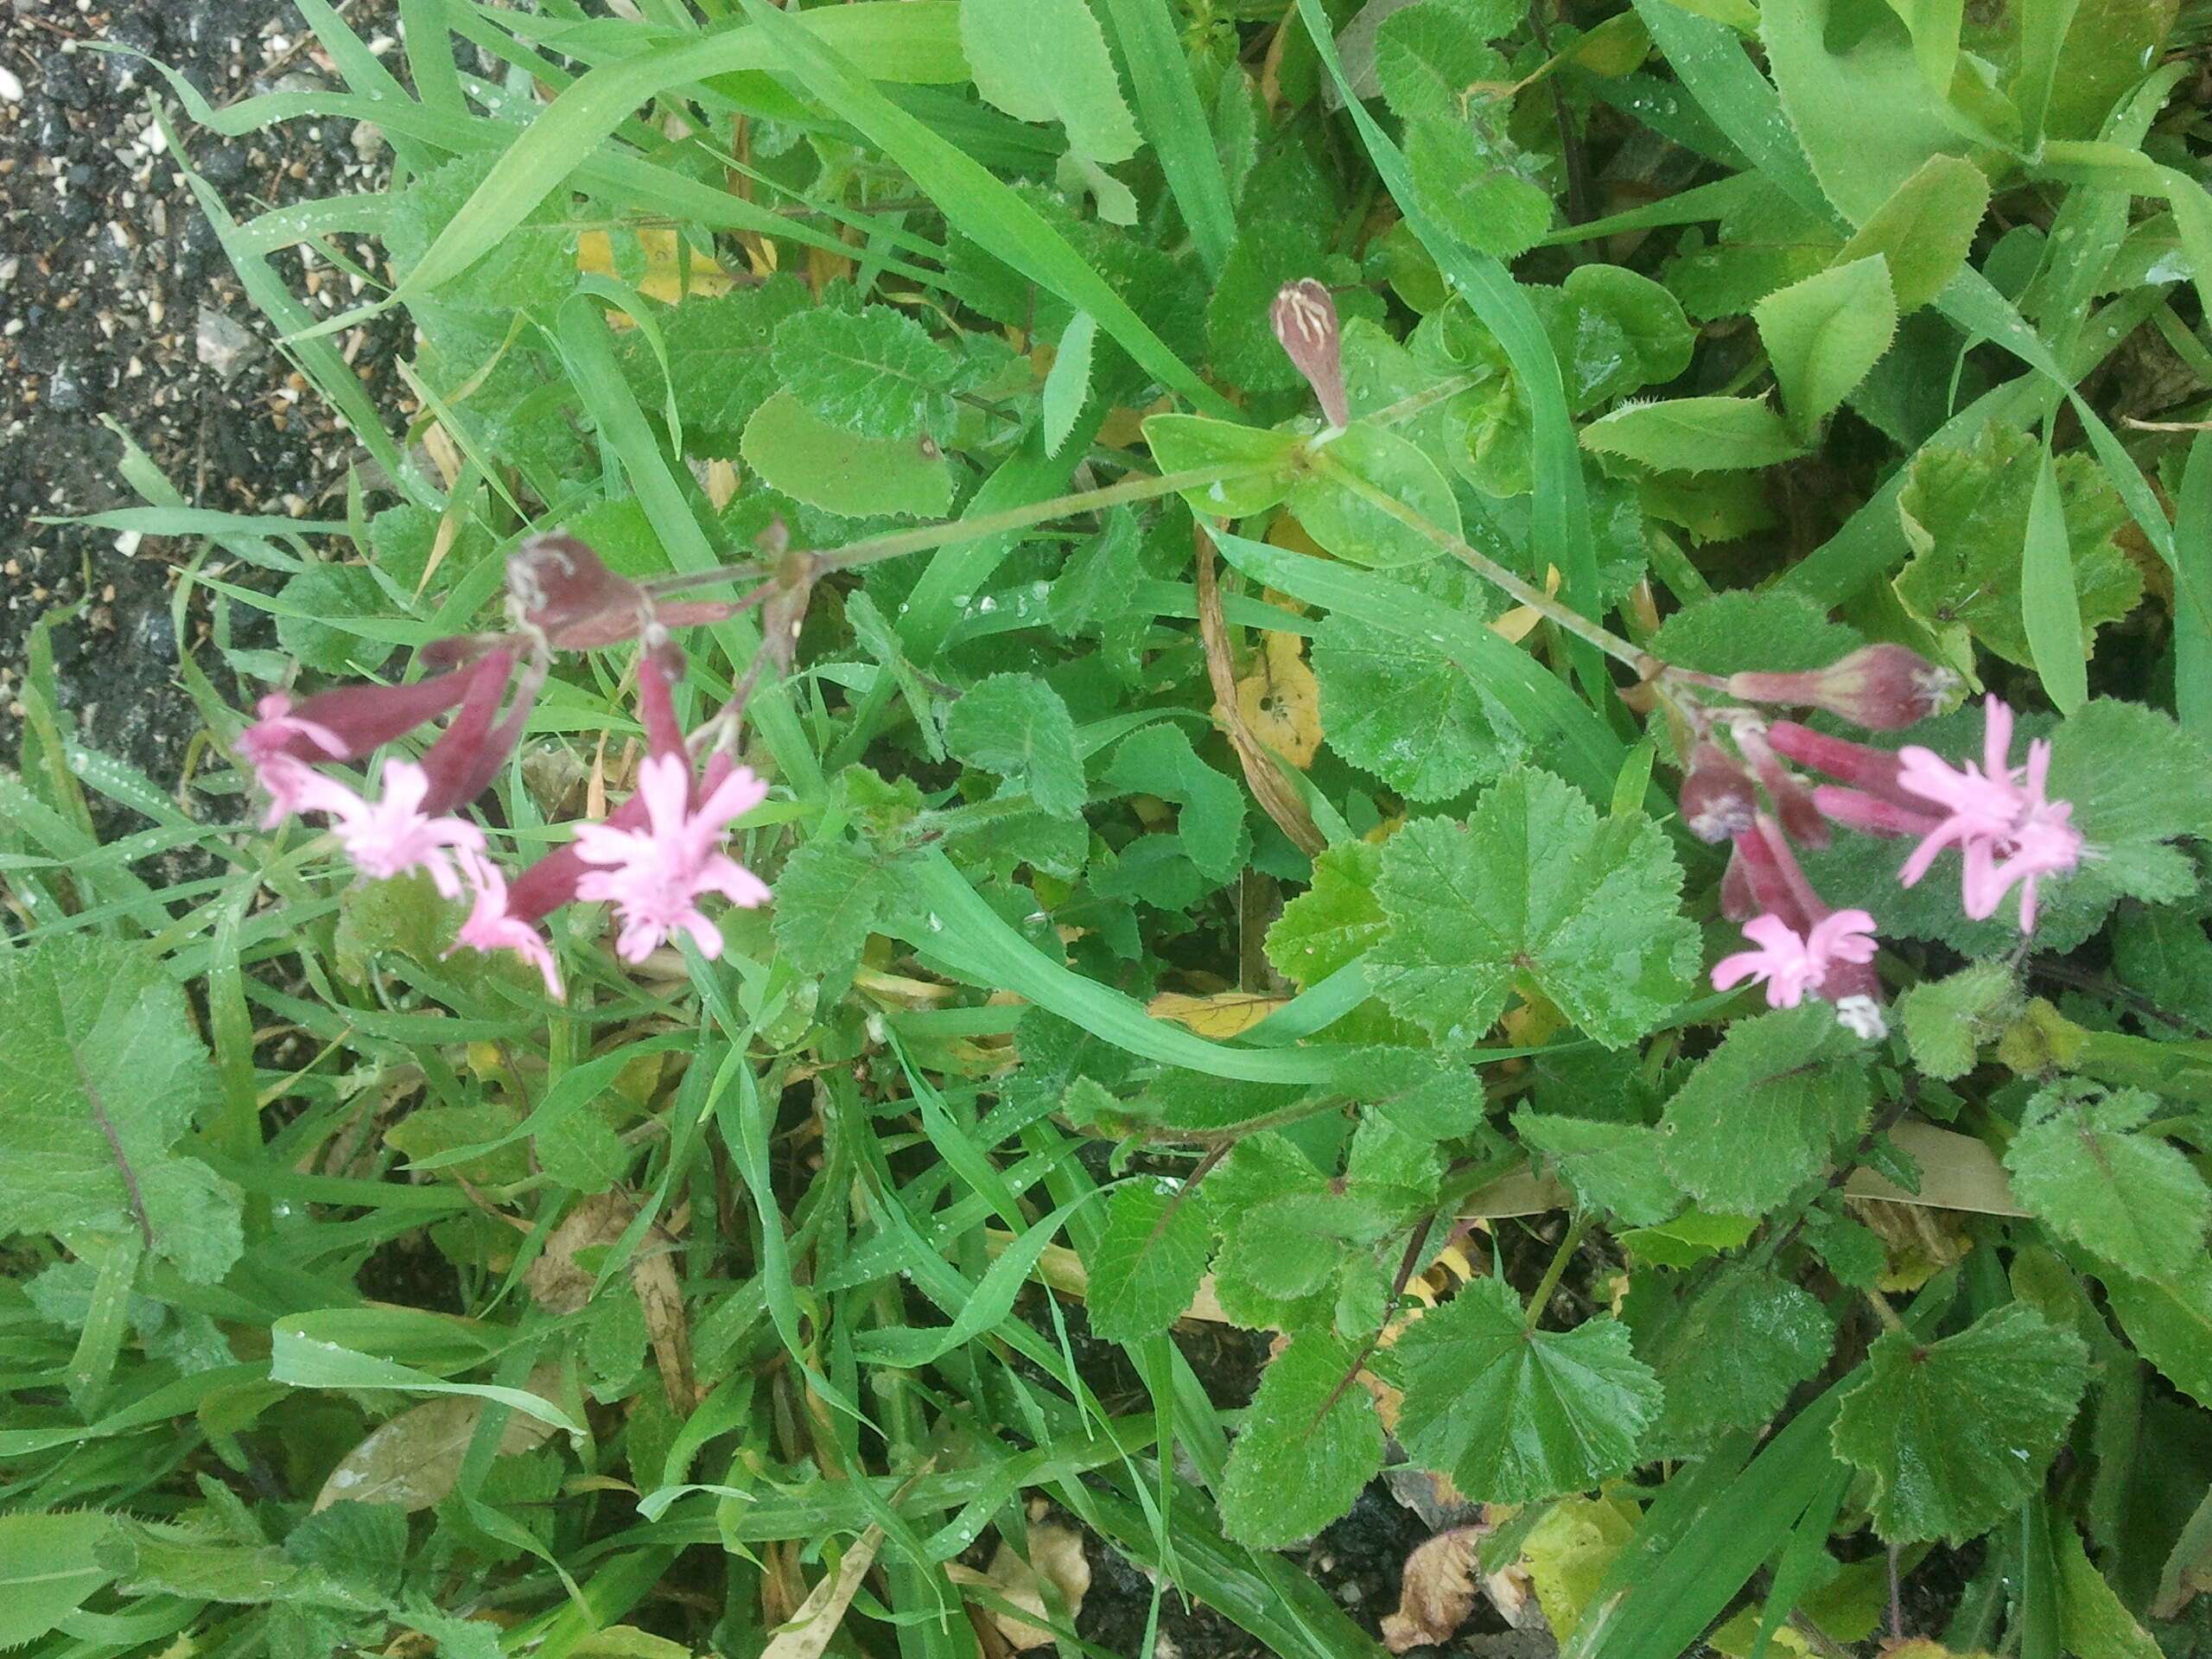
[1680,742,1757,842]
[1728,645,1955,731]
[1270,279,1350,429]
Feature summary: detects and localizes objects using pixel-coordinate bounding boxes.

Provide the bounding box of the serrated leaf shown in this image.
[1405,116,1554,262]
[1395,1275,1662,1503]
[944,674,1086,818]
[2055,1520,2165,1659]
[1895,423,2141,669]
[2100,1258,2212,1407]
[0,936,241,1283]
[1754,256,1898,437]
[98,1522,390,1611]
[1313,562,1523,799]
[772,838,903,976]
[1266,840,1389,987]
[1629,1267,1835,1455]
[1370,771,1699,1049]
[2004,1084,2210,1280]
[1103,724,1248,884]
[1832,1301,2088,1543]
[741,390,951,518]
[961,0,1139,163]
[1897,962,2017,1080]
[1219,1333,1386,1547]
[1374,0,1518,124]
[1658,1003,1874,1216]
[1834,155,1990,315]
[1648,588,1862,677]
[1084,1179,1212,1343]
[0,1510,117,1648]
[772,306,963,441]
[1040,311,1096,455]
[1287,422,1462,570]
[1515,1113,1682,1227]
[1580,396,1808,472]
[630,277,811,445]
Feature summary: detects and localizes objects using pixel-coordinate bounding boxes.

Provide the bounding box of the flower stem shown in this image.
[1524,1212,1594,1332]
[1305,448,1653,675]
[643,461,1270,601]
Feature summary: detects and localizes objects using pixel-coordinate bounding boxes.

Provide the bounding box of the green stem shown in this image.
[1865,1287,1911,1338]
[1307,448,1653,675]
[645,461,1265,601]
[1524,1213,1593,1332]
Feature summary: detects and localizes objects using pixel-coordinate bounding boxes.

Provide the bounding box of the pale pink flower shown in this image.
[293,758,486,898]
[254,753,330,830]
[1896,697,2082,931]
[573,754,770,963]
[239,693,346,767]
[449,847,563,1000]
[1712,909,1878,1009]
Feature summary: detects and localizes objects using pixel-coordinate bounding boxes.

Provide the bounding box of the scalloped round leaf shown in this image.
[1649,588,1863,676]
[741,390,951,518]
[1395,1276,1662,1503]
[1832,1302,2088,1543]
[1220,1333,1388,1548]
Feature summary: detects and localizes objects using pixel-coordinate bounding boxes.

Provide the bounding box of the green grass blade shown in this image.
[732,0,1233,418]
[1096,0,1237,274]
[2021,444,2088,714]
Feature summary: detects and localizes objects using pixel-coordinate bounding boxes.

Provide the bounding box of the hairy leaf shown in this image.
[1370,770,1698,1048]
[1084,1179,1211,1343]
[1658,1003,1874,1216]
[772,305,963,441]
[1220,1333,1386,1547]
[1395,1276,1662,1503]
[2005,1084,2210,1280]
[0,936,239,1282]
[1832,1302,2088,1543]
[945,674,1086,818]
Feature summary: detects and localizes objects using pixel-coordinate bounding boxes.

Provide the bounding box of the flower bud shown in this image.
[1727,645,1956,731]
[1762,720,1917,804]
[1810,784,1941,841]
[1270,279,1350,429]
[1680,742,1757,842]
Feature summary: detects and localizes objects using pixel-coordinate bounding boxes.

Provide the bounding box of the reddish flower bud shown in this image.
[239,670,479,768]
[1270,279,1350,429]
[1680,742,1758,842]
[1736,723,1829,849]
[1810,784,1942,841]
[1721,843,1759,922]
[1728,645,1955,731]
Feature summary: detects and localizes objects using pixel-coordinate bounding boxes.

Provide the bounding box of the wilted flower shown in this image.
[1679,741,1758,842]
[1271,278,1350,429]
[1728,645,1956,730]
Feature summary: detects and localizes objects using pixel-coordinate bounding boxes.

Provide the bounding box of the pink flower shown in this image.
[239,693,346,767]
[293,759,486,898]
[254,753,331,830]
[1895,697,2082,931]
[1712,909,1879,1009]
[449,848,564,1000]
[573,754,770,963]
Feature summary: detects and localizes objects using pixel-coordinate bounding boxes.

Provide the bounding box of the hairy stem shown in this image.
[1524,1213,1593,1332]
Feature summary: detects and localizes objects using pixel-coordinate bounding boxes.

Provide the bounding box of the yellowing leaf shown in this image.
[1521,1495,1640,1642]
[313,1386,559,1512]
[1232,632,1324,768]
[576,228,736,306]
[1147,989,1289,1039]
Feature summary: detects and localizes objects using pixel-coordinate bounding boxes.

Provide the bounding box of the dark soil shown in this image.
[0,0,407,815]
